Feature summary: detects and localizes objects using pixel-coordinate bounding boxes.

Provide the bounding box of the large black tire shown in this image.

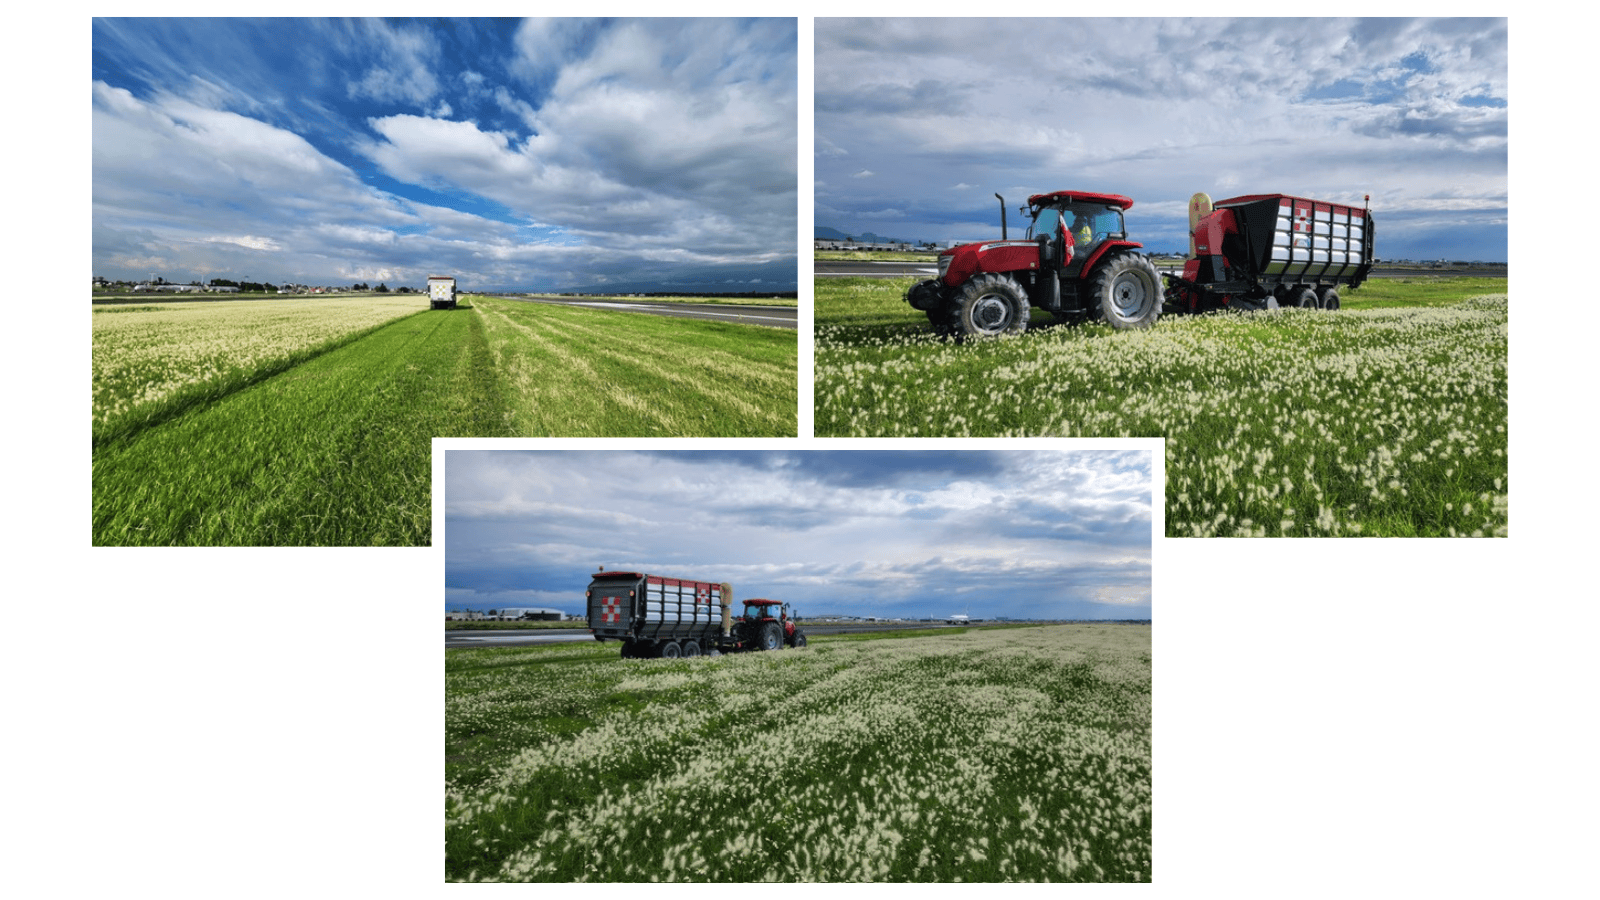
[1289,285,1318,308]
[681,640,702,658]
[956,273,1029,338]
[791,631,808,649]
[659,641,681,659]
[1317,286,1340,310]
[757,621,783,651]
[1089,254,1162,329]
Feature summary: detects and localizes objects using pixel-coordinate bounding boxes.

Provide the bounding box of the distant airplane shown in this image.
[947,613,970,624]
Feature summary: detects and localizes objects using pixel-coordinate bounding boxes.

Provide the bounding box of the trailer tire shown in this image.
[957,274,1029,338]
[659,641,681,659]
[758,621,784,652]
[1090,254,1162,329]
[1317,286,1340,310]
[681,640,702,658]
[1289,285,1318,308]
[707,647,722,658]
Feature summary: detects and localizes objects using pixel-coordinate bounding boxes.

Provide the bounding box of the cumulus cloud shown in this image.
[92,18,797,290]
[445,449,1154,620]
[815,17,1506,260]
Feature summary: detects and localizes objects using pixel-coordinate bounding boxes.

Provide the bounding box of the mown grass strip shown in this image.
[474,295,796,436]
[93,295,427,446]
[93,309,516,546]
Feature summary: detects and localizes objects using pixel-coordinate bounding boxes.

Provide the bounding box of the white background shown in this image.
[15,6,1588,896]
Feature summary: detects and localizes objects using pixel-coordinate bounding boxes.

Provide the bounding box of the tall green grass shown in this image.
[93,295,798,544]
[474,295,796,437]
[93,309,515,545]
[814,277,1507,537]
[446,625,1151,882]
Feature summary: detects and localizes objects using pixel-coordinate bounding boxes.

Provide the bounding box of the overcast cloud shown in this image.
[816,17,1507,261]
[444,448,1153,621]
[92,18,797,292]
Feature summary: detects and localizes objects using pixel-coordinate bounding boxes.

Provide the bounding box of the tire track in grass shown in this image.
[93,310,515,546]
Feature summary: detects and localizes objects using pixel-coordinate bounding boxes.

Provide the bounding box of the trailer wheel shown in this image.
[707,647,722,658]
[681,640,702,658]
[1289,285,1318,308]
[1317,286,1340,310]
[659,641,681,659]
[957,274,1029,338]
[1090,254,1162,329]
[758,621,784,651]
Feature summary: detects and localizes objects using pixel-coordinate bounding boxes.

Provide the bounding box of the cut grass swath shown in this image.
[93,309,515,546]
[474,295,796,437]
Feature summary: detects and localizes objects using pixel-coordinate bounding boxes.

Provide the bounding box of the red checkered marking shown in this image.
[599,595,623,624]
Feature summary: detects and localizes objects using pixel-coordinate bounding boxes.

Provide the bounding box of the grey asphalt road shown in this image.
[498,295,797,329]
[816,259,1507,280]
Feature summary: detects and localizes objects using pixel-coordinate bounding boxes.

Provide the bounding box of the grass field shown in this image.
[814,276,1507,538]
[93,294,796,546]
[445,624,1151,882]
[474,295,795,437]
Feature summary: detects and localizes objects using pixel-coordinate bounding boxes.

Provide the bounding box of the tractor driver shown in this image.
[1069,211,1094,258]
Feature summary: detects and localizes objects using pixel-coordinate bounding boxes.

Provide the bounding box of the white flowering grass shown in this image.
[814,278,1507,537]
[93,296,424,444]
[445,625,1152,882]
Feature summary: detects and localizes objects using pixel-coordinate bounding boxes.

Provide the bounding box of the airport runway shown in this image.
[498,295,797,329]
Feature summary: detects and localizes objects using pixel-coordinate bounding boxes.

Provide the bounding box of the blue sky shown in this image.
[444,448,1154,621]
[92,18,798,292]
[816,17,1508,261]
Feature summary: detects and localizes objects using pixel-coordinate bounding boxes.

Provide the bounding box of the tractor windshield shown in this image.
[743,602,769,620]
[1030,202,1126,257]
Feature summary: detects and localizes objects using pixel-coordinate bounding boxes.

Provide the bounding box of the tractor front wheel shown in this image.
[957,274,1029,338]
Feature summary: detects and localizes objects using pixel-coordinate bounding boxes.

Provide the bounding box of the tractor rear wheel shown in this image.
[1090,254,1162,329]
[758,621,784,651]
[957,274,1029,338]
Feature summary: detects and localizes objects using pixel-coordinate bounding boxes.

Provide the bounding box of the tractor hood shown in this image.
[938,239,1041,287]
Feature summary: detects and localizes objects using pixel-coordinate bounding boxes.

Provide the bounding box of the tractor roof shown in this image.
[1027,191,1135,210]
[743,598,782,606]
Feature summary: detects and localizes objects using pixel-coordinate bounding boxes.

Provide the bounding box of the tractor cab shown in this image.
[737,599,806,651]
[1026,192,1134,279]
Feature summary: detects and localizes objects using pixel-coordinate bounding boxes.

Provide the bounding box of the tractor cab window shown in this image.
[1029,207,1065,241]
[1051,203,1125,259]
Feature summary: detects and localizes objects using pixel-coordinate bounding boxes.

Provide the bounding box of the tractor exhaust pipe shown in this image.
[996,193,1007,240]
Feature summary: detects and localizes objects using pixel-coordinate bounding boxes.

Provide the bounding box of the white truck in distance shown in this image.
[428,275,457,310]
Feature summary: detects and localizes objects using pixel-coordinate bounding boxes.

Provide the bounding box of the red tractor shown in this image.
[734,599,807,651]
[905,191,1163,338]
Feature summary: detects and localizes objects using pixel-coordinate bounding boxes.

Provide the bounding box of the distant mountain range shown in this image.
[816,226,917,245]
